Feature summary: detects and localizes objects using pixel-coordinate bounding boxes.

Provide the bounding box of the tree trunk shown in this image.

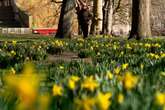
[107,2,113,34]
[55,0,75,38]
[129,0,151,40]
[90,0,103,34]
[102,0,113,35]
[97,0,103,33]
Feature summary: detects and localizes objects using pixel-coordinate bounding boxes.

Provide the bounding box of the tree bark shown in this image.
[129,0,151,40]
[102,0,113,35]
[107,2,113,34]
[55,0,75,38]
[90,0,103,34]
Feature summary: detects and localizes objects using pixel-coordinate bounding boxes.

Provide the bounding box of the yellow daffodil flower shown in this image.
[52,84,63,96]
[10,50,16,56]
[59,65,64,69]
[96,91,112,110]
[68,75,80,90]
[107,71,113,80]
[118,93,124,104]
[126,44,132,49]
[10,67,16,74]
[144,43,151,48]
[140,64,144,70]
[114,67,121,75]
[74,97,95,110]
[155,92,165,106]
[161,53,165,58]
[12,40,17,45]
[122,63,129,70]
[123,72,138,90]
[81,76,99,92]
[154,43,161,48]
[4,63,39,106]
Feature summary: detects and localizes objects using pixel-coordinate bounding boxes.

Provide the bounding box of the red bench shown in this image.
[32,28,57,35]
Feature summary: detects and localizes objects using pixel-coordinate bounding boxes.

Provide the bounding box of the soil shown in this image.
[46,51,93,64]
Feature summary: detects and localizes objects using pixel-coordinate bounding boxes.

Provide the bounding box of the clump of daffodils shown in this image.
[74,91,112,110]
[122,71,138,90]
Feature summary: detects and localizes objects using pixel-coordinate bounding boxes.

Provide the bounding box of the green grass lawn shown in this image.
[0,34,53,41]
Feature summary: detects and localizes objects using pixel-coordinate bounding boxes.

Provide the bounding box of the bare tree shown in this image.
[102,0,113,34]
[102,0,128,35]
[129,0,151,40]
[55,0,75,38]
[90,0,103,34]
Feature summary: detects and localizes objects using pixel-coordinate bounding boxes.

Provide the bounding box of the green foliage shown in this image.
[0,36,165,110]
[78,49,95,58]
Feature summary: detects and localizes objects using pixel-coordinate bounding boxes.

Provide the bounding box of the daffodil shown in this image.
[122,63,129,70]
[154,43,161,48]
[38,45,42,49]
[160,72,165,77]
[155,92,165,106]
[70,75,80,82]
[10,67,16,74]
[123,72,138,90]
[126,44,132,49]
[77,38,84,42]
[90,46,94,50]
[107,71,113,80]
[52,84,63,96]
[114,67,121,75]
[12,40,17,45]
[144,43,151,48]
[161,53,165,58]
[74,97,95,110]
[96,91,112,110]
[97,52,101,56]
[68,75,80,90]
[120,51,124,56]
[81,76,99,92]
[113,45,117,50]
[4,63,40,106]
[59,65,64,69]
[154,54,160,59]
[117,93,124,104]
[140,64,144,70]
[10,50,16,56]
